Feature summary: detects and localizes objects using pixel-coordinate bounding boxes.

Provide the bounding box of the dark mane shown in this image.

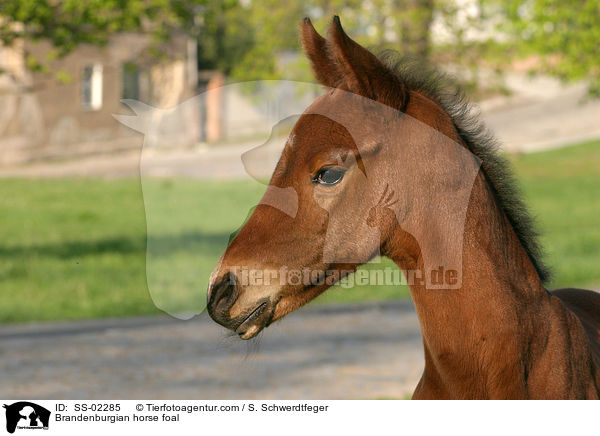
[378,51,551,284]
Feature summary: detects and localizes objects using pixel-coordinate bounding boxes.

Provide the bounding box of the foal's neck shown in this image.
[387,171,549,398]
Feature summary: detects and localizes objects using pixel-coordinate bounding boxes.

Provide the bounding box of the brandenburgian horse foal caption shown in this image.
[207,16,600,399]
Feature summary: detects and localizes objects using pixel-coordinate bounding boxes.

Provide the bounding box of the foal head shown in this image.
[207,16,473,339]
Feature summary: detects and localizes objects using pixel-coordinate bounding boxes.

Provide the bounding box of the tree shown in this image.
[0,0,252,75]
[227,0,440,81]
[0,0,449,81]
[0,0,197,54]
[480,0,600,95]
[366,0,436,59]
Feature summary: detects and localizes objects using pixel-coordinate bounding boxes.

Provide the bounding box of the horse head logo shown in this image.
[3,402,51,434]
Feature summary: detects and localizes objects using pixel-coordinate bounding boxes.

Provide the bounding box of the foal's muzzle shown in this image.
[207,271,274,339]
[207,272,239,326]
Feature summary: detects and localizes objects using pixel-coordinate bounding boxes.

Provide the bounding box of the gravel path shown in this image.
[0,301,424,399]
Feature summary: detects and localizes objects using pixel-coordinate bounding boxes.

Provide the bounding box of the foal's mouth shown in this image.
[235,301,274,340]
[231,276,337,340]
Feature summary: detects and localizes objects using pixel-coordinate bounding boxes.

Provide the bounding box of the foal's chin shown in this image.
[236,282,332,340]
[207,264,354,339]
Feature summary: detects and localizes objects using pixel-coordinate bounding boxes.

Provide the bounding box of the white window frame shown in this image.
[81,64,103,111]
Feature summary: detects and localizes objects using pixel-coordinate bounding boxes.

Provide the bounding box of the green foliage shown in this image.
[228,0,357,81]
[1,0,146,53]
[480,0,600,95]
[1,0,597,92]
[0,0,443,82]
[54,69,73,83]
[195,0,254,75]
[0,0,235,73]
[228,0,442,81]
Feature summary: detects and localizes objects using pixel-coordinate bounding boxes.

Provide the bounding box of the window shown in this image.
[81,64,103,110]
[122,62,140,100]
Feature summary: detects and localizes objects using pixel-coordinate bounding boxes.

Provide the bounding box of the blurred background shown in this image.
[0,0,598,399]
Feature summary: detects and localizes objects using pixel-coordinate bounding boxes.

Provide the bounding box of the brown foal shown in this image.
[207,16,600,399]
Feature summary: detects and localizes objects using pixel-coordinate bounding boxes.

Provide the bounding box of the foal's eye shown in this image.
[313,167,346,186]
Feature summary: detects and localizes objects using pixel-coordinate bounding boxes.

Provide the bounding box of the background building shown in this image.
[0,33,201,164]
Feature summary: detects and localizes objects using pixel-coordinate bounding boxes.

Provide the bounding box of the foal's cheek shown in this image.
[312,188,341,212]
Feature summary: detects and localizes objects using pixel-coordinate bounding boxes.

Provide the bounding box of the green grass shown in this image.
[0,140,598,323]
[512,141,600,289]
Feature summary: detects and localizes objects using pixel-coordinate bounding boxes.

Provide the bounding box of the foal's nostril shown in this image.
[207,272,239,316]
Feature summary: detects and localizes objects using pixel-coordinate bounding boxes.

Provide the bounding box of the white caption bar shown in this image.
[0,400,597,436]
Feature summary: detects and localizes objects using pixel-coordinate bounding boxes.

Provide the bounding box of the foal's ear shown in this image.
[328,16,409,111]
[300,17,341,88]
